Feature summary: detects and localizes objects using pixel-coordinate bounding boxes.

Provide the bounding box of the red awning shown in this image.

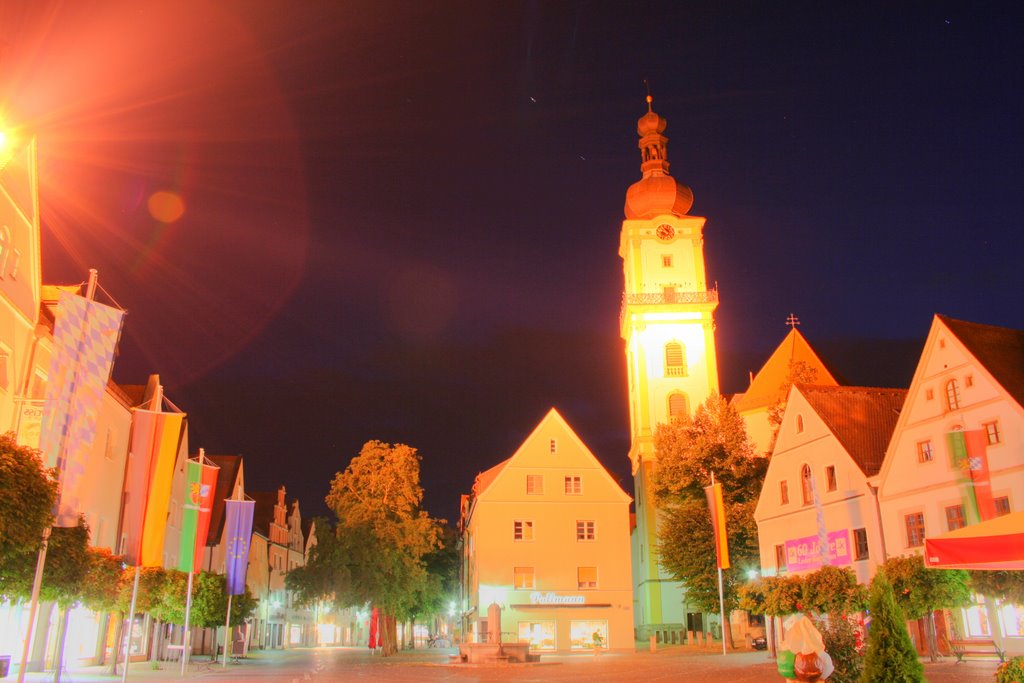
[924,511,1024,570]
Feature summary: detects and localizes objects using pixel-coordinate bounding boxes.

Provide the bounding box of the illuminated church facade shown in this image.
[618,98,721,639]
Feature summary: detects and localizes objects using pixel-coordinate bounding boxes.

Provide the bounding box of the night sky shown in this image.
[1,1,1021,523]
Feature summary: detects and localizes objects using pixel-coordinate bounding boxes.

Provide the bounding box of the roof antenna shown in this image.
[786,313,801,329]
[643,79,653,112]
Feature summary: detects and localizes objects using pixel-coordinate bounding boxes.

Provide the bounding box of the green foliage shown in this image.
[881,555,971,620]
[859,572,923,683]
[187,571,256,628]
[996,656,1024,683]
[652,395,766,615]
[739,575,804,616]
[801,566,868,615]
[815,612,863,683]
[969,570,1024,605]
[0,433,58,559]
[0,517,91,607]
[324,441,444,652]
[653,394,766,503]
[80,547,127,613]
[286,518,350,608]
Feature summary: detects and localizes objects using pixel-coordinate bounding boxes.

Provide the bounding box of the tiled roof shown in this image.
[939,315,1024,408]
[471,457,511,497]
[798,385,907,477]
[206,455,243,545]
[733,328,839,413]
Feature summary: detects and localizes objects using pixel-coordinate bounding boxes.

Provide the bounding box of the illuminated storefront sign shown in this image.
[785,529,852,571]
[529,592,584,605]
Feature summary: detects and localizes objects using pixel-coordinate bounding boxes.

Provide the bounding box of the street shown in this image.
[18,646,1001,682]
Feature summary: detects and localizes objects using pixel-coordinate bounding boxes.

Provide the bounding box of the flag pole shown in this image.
[711,473,727,656]
[18,269,100,683]
[180,570,194,676]
[121,566,141,683]
[223,595,233,668]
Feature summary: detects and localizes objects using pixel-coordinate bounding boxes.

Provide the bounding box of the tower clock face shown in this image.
[656,224,675,241]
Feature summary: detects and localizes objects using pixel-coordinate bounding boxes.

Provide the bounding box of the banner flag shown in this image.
[224,499,255,595]
[947,430,995,523]
[38,291,124,526]
[704,482,730,569]
[178,457,219,573]
[121,408,185,566]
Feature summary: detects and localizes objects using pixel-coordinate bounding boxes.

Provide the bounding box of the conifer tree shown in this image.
[859,572,923,683]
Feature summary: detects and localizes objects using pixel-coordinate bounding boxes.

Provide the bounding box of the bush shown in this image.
[996,656,1024,683]
[816,612,863,683]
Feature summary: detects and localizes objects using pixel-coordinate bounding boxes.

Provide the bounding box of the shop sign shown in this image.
[785,529,851,571]
[529,592,584,605]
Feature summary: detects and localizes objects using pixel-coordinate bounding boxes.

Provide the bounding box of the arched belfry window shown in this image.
[668,392,689,420]
[945,379,961,411]
[801,464,813,505]
[665,342,687,377]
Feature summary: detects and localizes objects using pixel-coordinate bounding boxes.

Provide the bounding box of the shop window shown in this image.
[513,566,535,589]
[905,512,925,547]
[518,622,556,651]
[570,620,608,651]
[514,520,534,542]
[853,528,869,560]
[577,566,598,589]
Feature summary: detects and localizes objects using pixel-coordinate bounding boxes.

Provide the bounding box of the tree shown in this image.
[653,394,767,647]
[0,433,58,590]
[970,570,1024,606]
[859,572,924,683]
[801,566,868,616]
[286,518,350,608]
[325,441,443,656]
[882,555,971,661]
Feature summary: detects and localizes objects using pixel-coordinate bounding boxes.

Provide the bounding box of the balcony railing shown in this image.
[620,288,719,328]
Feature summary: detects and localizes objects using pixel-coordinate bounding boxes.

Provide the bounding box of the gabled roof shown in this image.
[939,315,1024,408]
[733,328,839,413]
[797,385,907,477]
[205,454,243,545]
[250,491,279,538]
[472,457,511,497]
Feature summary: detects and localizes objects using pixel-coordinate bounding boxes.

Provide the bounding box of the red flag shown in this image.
[704,482,730,569]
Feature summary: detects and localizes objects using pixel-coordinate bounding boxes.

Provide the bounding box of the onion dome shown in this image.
[624,96,694,219]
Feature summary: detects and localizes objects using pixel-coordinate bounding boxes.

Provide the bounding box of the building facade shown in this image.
[460,409,633,652]
[619,100,720,639]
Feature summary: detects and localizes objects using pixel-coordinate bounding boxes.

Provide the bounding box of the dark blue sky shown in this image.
[3,1,1021,522]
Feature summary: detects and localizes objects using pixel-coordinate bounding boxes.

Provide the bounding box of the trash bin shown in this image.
[0,654,12,678]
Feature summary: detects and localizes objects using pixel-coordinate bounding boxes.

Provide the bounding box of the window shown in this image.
[664,342,687,377]
[774,544,787,571]
[577,566,598,589]
[0,348,8,391]
[564,476,582,495]
[965,375,974,388]
[983,421,1001,445]
[514,520,534,542]
[662,255,672,267]
[668,392,689,420]
[825,465,837,492]
[946,504,966,531]
[945,379,961,411]
[995,497,1011,517]
[779,480,789,505]
[801,464,813,505]
[576,520,596,541]
[570,620,608,651]
[526,474,543,495]
[916,440,934,463]
[518,621,556,651]
[925,388,934,401]
[29,371,46,400]
[905,512,925,547]
[549,439,557,454]
[853,528,869,560]
[796,415,804,433]
[513,566,535,589]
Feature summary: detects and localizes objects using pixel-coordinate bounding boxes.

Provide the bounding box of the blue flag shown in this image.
[223,499,255,595]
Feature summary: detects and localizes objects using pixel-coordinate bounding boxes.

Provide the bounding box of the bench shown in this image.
[950,639,1005,662]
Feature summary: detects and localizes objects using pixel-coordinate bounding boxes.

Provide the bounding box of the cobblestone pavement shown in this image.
[17,645,1002,682]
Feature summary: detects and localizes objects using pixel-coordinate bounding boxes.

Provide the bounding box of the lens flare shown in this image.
[147,191,185,223]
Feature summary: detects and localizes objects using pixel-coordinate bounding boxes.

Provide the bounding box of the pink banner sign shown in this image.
[785,529,852,571]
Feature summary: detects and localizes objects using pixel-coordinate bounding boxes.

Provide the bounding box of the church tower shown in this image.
[620,97,720,637]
